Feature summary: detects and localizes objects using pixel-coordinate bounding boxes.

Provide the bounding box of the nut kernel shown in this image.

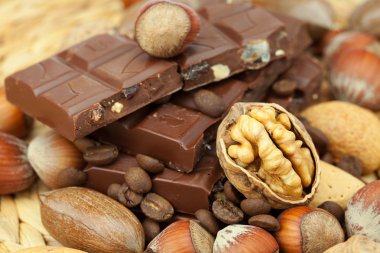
[211,64,230,81]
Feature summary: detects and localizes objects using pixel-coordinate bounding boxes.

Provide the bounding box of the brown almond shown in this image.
[40,187,144,253]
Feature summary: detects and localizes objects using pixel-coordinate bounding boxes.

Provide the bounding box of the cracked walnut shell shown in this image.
[216,103,320,209]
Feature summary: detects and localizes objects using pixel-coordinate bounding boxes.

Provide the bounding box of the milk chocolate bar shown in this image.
[96,79,248,172]
[200,4,289,69]
[5,34,182,141]
[175,17,243,91]
[266,54,324,113]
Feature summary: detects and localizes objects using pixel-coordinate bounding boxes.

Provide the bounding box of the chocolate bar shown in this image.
[200,4,289,69]
[175,17,243,91]
[84,154,224,215]
[266,54,323,113]
[96,79,248,172]
[152,154,224,214]
[5,34,182,141]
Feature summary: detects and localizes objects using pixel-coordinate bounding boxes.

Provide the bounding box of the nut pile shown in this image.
[1,0,380,253]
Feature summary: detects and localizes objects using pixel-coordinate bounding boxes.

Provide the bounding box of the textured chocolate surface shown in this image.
[152,155,224,214]
[96,79,248,172]
[175,18,243,90]
[200,5,289,69]
[5,34,182,141]
[266,54,323,113]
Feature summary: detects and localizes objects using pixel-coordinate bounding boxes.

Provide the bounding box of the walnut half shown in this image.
[216,103,320,209]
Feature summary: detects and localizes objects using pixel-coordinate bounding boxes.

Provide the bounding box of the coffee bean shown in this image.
[83,144,118,166]
[194,209,219,236]
[305,125,329,156]
[136,154,164,174]
[272,79,297,97]
[124,167,152,194]
[248,214,280,232]
[223,181,243,205]
[118,184,143,208]
[337,155,362,178]
[107,184,121,200]
[240,198,271,216]
[73,138,98,153]
[318,201,345,223]
[142,218,161,243]
[194,89,226,118]
[141,193,174,222]
[212,199,244,225]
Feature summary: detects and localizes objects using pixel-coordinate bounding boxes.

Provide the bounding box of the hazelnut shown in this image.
[213,224,279,253]
[0,88,32,138]
[0,132,36,194]
[275,206,345,253]
[135,0,200,58]
[146,220,214,253]
[345,180,380,242]
[349,0,380,39]
[27,131,86,189]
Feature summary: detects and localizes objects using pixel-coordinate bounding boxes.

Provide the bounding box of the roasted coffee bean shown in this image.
[141,193,174,222]
[272,79,297,97]
[117,184,143,208]
[194,209,219,236]
[73,138,98,153]
[240,198,271,216]
[194,89,226,118]
[305,125,329,156]
[212,199,244,225]
[248,214,280,232]
[322,152,334,164]
[318,201,345,223]
[223,181,243,205]
[136,154,164,174]
[142,218,161,243]
[107,183,121,200]
[337,155,362,178]
[83,144,118,166]
[124,167,152,194]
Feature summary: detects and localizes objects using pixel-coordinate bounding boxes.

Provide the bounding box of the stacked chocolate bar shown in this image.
[5,1,323,217]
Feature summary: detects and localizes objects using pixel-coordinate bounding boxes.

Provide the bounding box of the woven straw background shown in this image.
[0,0,126,252]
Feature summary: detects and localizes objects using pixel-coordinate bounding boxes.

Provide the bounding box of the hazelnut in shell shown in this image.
[0,132,36,194]
[27,131,86,189]
[350,0,380,39]
[146,220,214,253]
[345,180,380,242]
[135,0,200,58]
[213,224,279,253]
[275,206,345,253]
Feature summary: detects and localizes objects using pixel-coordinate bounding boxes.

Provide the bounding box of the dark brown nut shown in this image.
[240,198,271,216]
[124,167,152,194]
[140,193,174,222]
[142,218,161,243]
[322,152,334,164]
[73,138,98,153]
[212,199,244,225]
[107,183,121,200]
[136,154,164,174]
[194,89,226,118]
[223,180,243,205]
[118,184,143,208]
[318,201,345,224]
[336,155,362,178]
[83,144,119,166]
[272,79,297,97]
[194,209,219,236]
[56,168,87,188]
[248,214,280,232]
